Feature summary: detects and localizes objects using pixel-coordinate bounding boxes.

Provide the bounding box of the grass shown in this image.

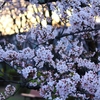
[7,94,24,100]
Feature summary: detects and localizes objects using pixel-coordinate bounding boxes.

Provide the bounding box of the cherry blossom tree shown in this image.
[0,0,100,100]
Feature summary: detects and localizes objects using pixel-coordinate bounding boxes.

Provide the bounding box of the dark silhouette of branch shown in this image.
[0,76,41,90]
[55,27,100,39]
[0,77,21,84]
[25,0,58,4]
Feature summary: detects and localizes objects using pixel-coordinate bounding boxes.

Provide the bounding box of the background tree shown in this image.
[0,0,100,100]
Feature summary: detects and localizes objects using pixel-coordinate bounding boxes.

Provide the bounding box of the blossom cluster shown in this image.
[0,85,16,100]
[21,66,37,79]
